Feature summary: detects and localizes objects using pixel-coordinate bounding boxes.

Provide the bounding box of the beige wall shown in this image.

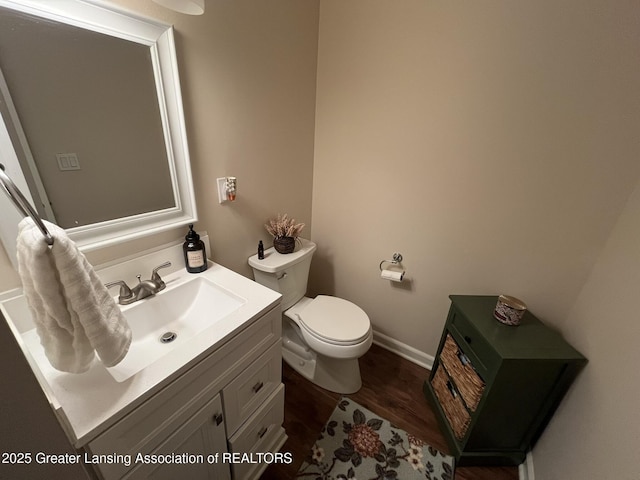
[312,0,640,351]
[312,1,640,478]
[0,0,319,290]
[532,174,640,479]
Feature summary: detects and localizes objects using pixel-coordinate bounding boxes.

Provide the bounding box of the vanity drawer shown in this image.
[87,306,281,480]
[431,364,470,441]
[439,334,485,411]
[223,341,282,436]
[228,384,285,480]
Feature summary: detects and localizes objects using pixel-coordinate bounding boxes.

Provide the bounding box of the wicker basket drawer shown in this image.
[440,334,485,411]
[431,365,471,440]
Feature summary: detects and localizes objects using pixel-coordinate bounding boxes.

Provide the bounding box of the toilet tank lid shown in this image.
[248,238,316,273]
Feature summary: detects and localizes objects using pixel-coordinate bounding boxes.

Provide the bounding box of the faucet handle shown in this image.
[151,261,172,290]
[105,280,134,304]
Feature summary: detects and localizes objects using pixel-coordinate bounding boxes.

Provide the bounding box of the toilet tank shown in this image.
[248,238,316,310]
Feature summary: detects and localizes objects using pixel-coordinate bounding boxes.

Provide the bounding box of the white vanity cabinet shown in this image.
[124,393,230,480]
[85,305,286,480]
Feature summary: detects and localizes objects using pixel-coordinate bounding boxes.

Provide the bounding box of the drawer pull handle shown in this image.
[213,413,223,426]
[257,426,268,439]
[446,380,458,398]
[457,350,470,366]
[252,381,264,393]
[464,335,472,344]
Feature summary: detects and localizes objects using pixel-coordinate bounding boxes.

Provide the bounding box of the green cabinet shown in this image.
[423,295,586,466]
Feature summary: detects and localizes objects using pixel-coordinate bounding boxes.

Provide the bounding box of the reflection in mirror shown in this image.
[0,7,175,228]
[0,0,197,265]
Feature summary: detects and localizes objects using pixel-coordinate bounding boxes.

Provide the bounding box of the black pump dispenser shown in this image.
[183,224,207,273]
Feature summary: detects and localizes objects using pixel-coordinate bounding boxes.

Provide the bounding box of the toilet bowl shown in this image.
[248,239,373,394]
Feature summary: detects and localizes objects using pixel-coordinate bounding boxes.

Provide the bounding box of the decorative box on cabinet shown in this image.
[423,295,587,466]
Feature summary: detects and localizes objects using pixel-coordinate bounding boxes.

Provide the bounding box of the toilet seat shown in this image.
[297,295,371,346]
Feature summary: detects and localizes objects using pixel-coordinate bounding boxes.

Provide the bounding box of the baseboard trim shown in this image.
[518,451,535,480]
[372,330,434,370]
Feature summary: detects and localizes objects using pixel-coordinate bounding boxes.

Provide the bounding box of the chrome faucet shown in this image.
[105,261,172,305]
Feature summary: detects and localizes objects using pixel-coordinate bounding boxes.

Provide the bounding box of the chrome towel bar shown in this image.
[0,163,53,246]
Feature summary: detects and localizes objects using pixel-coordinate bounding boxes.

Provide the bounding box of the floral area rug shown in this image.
[296,398,455,480]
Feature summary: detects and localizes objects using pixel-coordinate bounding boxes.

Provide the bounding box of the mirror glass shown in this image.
[0,0,196,262]
[0,7,175,228]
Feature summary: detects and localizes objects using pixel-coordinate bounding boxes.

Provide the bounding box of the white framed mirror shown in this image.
[0,0,197,266]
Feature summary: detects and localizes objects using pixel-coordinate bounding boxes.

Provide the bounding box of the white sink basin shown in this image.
[4,274,246,383]
[106,276,245,382]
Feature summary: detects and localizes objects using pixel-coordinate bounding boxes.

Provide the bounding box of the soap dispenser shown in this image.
[183,224,207,273]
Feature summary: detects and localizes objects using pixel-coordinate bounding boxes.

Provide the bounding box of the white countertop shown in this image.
[0,243,281,447]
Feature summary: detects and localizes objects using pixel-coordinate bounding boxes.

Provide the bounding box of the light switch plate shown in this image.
[56,153,80,171]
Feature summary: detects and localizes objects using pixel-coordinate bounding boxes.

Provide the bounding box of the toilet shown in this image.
[248,238,372,394]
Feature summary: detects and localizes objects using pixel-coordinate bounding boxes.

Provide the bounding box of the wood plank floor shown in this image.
[261,344,519,480]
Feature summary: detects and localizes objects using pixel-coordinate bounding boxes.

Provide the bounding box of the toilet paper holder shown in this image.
[379,252,403,271]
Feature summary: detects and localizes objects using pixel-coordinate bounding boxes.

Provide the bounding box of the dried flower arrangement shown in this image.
[265,213,305,239]
[264,214,305,254]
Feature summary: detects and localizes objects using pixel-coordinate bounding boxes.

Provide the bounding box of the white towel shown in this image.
[16,218,131,373]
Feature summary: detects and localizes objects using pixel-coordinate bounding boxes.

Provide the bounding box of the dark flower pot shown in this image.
[273,236,295,254]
